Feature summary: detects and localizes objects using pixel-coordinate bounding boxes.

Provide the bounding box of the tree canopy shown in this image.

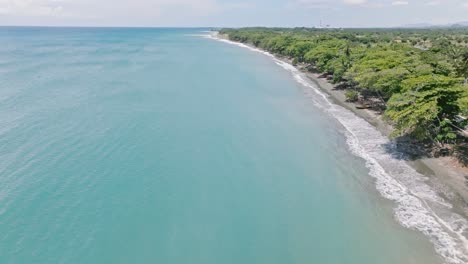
[220,27,468,147]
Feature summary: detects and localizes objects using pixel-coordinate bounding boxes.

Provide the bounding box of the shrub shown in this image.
[292,57,299,66]
[345,90,359,102]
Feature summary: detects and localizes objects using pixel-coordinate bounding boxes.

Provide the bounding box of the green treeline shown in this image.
[220,27,468,148]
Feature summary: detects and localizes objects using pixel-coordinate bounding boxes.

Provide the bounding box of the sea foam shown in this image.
[203,32,468,264]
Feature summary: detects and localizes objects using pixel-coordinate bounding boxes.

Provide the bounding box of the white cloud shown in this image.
[0,0,66,16]
[223,2,255,10]
[343,0,367,5]
[392,1,409,5]
[293,0,334,9]
[0,0,466,27]
[0,0,240,18]
[426,1,441,6]
[366,2,385,8]
[294,0,367,9]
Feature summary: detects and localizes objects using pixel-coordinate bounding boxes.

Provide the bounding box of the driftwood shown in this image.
[356,104,371,109]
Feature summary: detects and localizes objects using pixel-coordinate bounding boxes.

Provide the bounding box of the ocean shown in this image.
[0,27,466,263]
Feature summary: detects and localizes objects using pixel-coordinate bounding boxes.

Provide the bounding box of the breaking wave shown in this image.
[204,32,468,264]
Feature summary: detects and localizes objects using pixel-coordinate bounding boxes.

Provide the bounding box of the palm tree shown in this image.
[445,46,468,84]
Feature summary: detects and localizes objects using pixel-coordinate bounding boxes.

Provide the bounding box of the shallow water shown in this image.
[0,27,460,263]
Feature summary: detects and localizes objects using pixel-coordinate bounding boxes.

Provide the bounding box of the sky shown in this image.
[0,0,467,28]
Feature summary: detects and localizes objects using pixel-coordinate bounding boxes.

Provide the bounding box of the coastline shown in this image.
[209,31,468,263]
[214,32,468,215]
[302,62,468,213]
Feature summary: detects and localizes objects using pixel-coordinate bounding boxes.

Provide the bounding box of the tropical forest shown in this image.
[220,27,468,162]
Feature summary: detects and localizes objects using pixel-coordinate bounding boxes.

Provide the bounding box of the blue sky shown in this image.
[0,0,467,27]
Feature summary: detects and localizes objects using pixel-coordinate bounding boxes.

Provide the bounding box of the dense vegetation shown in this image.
[219,27,468,157]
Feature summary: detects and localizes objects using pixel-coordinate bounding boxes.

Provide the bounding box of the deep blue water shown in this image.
[0,27,453,263]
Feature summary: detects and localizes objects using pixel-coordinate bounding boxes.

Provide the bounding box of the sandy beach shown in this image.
[302,67,468,216]
[216,32,468,218]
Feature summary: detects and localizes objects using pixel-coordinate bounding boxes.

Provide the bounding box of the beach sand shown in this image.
[302,68,468,215]
[216,32,468,217]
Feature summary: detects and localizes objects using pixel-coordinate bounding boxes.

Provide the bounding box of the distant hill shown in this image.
[451,22,468,28]
[400,21,468,28]
[401,23,433,28]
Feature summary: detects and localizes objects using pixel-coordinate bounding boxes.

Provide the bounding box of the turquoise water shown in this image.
[0,28,453,263]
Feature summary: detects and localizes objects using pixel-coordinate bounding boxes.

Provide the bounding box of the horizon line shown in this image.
[0,25,467,30]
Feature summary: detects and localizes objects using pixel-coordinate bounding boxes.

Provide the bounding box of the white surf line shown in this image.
[202,32,468,264]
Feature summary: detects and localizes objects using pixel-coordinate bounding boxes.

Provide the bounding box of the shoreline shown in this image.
[215,33,468,216]
[209,33,468,255]
[304,63,468,219]
[300,63,468,213]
